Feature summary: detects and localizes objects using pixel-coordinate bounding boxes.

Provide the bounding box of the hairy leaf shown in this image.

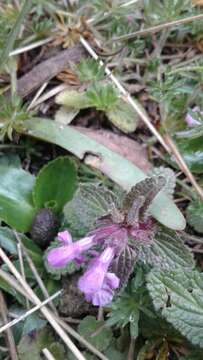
[111,243,137,289]
[123,176,166,219]
[148,167,176,198]
[63,183,122,236]
[55,90,90,109]
[107,99,139,133]
[147,269,203,347]
[137,228,194,269]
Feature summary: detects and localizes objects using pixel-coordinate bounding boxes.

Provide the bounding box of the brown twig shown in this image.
[0,290,18,360]
[16,44,85,98]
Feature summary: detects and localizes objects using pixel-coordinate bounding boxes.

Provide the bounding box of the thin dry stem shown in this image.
[0,268,108,360]
[164,135,203,201]
[0,291,61,334]
[0,248,86,360]
[80,36,170,152]
[42,348,56,360]
[17,243,29,309]
[0,291,18,360]
[110,13,203,42]
[14,231,58,314]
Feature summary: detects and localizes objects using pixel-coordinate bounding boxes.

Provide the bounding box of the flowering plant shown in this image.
[45,176,193,306]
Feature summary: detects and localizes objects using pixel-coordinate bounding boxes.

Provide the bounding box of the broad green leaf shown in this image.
[24,118,186,230]
[0,163,36,232]
[63,183,121,236]
[138,228,194,269]
[78,316,113,352]
[147,269,203,348]
[33,156,77,213]
[107,99,139,133]
[186,200,203,233]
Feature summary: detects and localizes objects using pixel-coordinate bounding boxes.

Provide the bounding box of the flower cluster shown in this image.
[46,216,154,306]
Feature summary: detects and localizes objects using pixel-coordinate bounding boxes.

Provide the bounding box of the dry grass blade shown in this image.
[17,243,29,309]
[0,248,86,360]
[0,291,61,334]
[14,231,58,314]
[110,13,203,42]
[0,268,108,360]
[164,135,203,201]
[42,348,56,360]
[0,291,18,360]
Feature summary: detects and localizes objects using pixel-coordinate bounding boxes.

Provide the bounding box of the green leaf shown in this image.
[186,200,203,233]
[55,90,90,109]
[86,83,118,111]
[0,276,24,305]
[24,118,186,230]
[78,316,113,352]
[138,228,194,270]
[76,59,105,82]
[18,327,65,360]
[176,137,203,174]
[147,269,203,348]
[148,167,176,199]
[33,156,77,213]
[63,183,121,236]
[107,99,139,133]
[0,163,36,232]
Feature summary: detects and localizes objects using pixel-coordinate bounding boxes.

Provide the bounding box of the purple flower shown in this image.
[46,231,95,268]
[78,247,119,306]
[185,107,202,127]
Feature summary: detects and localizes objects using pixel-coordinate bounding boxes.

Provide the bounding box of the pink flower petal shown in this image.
[58,230,72,244]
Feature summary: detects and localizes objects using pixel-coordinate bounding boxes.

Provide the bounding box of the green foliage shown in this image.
[86,83,118,111]
[148,167,176,198]
[186,200,203,233]
[0,159,36,232]
[56,90,90,110]
[107,268,152,339]
[147,268,203,347]
[63,183,122,236]
[0,96,32,140]
[0,0,32,68]
[76,59,105,82]
[176,137,203,174]
[107,98,139,133]
[144,0,193,24]
[78,316,113,351]
[138,228,194,270]
[25,118,186,230]
[33,156,78,213]
[18,327,65,360]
